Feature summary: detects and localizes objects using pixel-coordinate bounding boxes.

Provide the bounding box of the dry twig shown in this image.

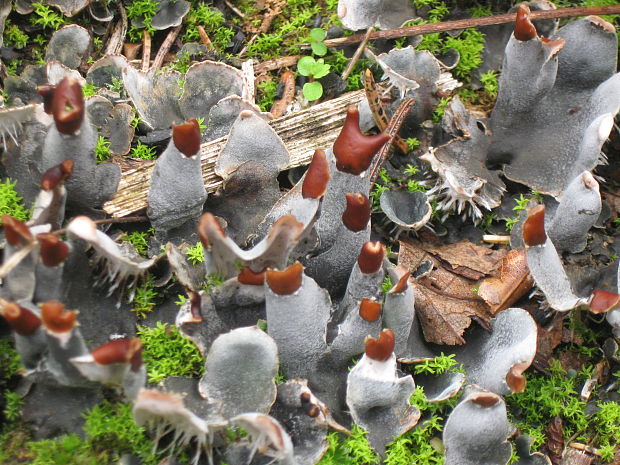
[323,5,620,48]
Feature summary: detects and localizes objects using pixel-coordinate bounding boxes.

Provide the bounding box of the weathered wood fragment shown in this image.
[103,90,366,217]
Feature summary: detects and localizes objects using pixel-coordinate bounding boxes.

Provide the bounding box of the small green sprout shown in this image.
[120,229,153,257]
[94,136,111,163]
[406,179,427,193]
[130,141,157,160]
[30,3,68,29]
[196,117,207,133]
[307,28,328,56]
[137,321,204,383]
[381,275,393,294]
[82,82,99,98]
[5,59,22,75]
[203,273,226,293]
[431,97,452,123]
[186,242,205,264]
[106,77,124,94]
[412,353,462,375]
[297,56,331,101]
[405,138,421,152]
[480,70,499,98]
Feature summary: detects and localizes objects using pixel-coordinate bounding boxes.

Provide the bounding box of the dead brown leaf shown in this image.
[545,416,564,465]
[399,239,493,345]
[417,236,507,280]
[478,248,534,314]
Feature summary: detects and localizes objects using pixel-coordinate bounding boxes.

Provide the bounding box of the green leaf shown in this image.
[303,81,324,101]
[312,59,331,79]
[309,28,326,42]
[297,56,316,76]
[311,41,328,56]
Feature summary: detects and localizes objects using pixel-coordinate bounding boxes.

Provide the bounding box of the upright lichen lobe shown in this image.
[333,107,389,175]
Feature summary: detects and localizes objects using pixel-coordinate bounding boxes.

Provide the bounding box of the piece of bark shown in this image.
[478,249,534,314]
[254,55,302,74]
[545,416,564,465]
[269,71,295,118]
[103,89,366,217]
[399,239,493,345]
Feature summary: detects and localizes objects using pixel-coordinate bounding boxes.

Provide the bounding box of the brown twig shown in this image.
[341,26,374,81]
[151,25,182,70]
[323,5,620,48]
[104,3,127,56]
[141,30,151,72]
[197,25,214,50]
[254,55,302,74]
[223,0,244,18]
[369,97,415,186]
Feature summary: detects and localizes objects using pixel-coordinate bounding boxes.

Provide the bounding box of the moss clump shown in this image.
[0,179,32,221]
[506,359,590,450]
[138,322,205,383]
[130,274,159,318]
[317,425,380,465]
[83,401,158,464]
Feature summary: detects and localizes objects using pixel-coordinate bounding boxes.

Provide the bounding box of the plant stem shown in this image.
[323,5,620,48]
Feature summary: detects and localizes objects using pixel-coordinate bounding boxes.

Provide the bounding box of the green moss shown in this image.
[506,359,590,450]
[94,136,111,163]
[83,401,158,464]
[431,97,452,123]
[120,229,153,257]
[257,77,278,112]
[4,21,29,49]
[29,3,68,30]
[3,390,23,422]
[317,425,380,465]
[0,179,32,221]
[137,321,204,383]
[186,241,205,264]
[0,339,22,380]
[130,141,158,160]
[130,274,158,318]
[28,434,109,465]
[126,0,157,40]
[411,353,463,376]
[183,4,235,52]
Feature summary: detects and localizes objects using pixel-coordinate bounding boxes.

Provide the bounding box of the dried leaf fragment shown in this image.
[399,239,493,345]
[478,248,534,314]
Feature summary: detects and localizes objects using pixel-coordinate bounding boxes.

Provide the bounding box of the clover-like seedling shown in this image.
[307,28,328,56]
[297,56,331,101]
